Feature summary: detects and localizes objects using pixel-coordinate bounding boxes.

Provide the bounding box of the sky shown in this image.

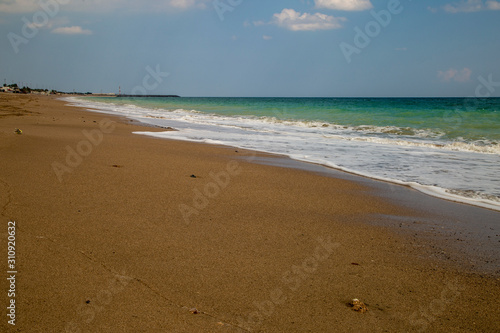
[0,0,499,97]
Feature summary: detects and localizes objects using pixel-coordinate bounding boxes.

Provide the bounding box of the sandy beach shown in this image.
[1,93,499,332]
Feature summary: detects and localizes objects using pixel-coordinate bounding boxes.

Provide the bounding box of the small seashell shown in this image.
[348,298,368,313]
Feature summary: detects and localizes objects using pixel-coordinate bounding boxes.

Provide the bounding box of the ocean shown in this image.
[65,96,500,211]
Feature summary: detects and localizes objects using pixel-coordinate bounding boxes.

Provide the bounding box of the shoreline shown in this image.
[1,94,499,332]
[247,155,500,275]
[64,95,500,274]
[65,95,500,213]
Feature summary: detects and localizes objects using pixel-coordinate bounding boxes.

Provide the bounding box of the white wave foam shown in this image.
[62,97,499,155]
[323,135,500,154]
[63,97,500,212]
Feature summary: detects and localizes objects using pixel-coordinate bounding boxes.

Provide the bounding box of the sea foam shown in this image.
[63,96,500,211]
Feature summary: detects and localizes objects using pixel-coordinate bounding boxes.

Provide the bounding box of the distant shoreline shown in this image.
[72,94,181,98]
[0,90,180,98]
[116,94,181,98]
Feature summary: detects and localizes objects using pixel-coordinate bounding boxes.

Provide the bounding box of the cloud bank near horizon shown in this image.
[0,0,211,14]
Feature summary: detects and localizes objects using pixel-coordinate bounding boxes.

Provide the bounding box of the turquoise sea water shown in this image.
[87,97,500,144]
[67,96,500,210]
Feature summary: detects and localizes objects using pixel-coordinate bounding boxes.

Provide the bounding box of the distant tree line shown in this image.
[2,83,64,94]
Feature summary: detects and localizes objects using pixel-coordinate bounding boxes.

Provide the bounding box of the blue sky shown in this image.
[0,0,499,97]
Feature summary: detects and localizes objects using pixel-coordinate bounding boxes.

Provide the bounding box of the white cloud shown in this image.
[52,26,92,35]
[443,0,483,13]
[168,0,208,9]
[272,8,346,31]
[486,0,500,9]
[438,68,472,82]
[427,6,439,13]
[440,0,500,13]
[0,0,38,13]
[315,0,373,11]
[253,20,268,27]
[26,17,70,30]
[0,0,210,13]
[263,35,273,40]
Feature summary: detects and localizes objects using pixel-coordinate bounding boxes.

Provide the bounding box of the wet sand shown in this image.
[0,93,499,332]
[250,156,500,276]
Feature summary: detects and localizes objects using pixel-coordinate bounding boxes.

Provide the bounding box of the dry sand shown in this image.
[0,93,499,332]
